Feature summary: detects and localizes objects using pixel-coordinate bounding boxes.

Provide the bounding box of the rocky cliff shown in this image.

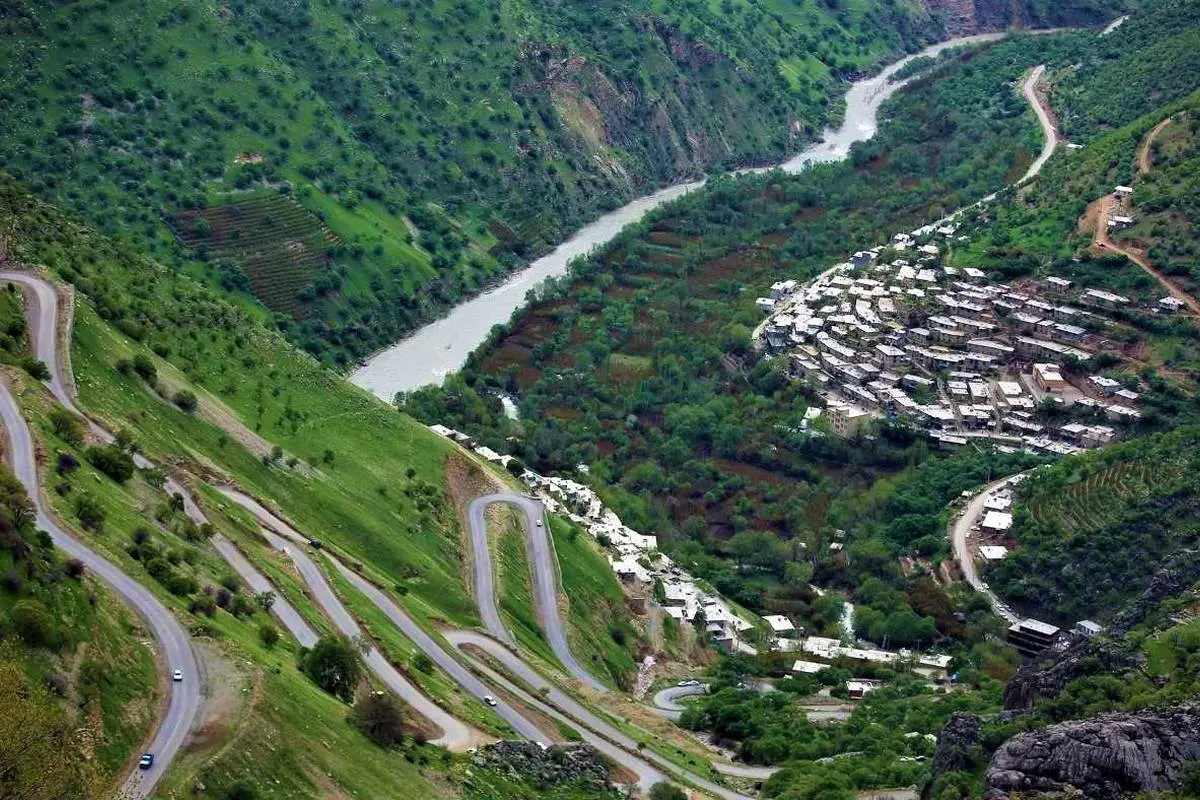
[921,0,1128,35]
[984,706,1200,798]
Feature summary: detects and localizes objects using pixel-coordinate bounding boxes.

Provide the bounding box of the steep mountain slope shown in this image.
[0,178,644,798]
[0,0,1129,364]
[988,428,1200,625]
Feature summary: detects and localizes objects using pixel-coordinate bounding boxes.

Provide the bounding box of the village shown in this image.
[429,422,958,697]
[752,184,1177,454]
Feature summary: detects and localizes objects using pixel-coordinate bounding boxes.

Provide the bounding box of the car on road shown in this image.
[535,519,543,527]
[483,695,498,706]
[535,741,549,751]
[173,669,183,682]
[138,753,155,770]
[981,582,990,590]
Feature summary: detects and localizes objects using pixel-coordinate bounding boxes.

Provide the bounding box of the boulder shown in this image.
[984,706,1200,799]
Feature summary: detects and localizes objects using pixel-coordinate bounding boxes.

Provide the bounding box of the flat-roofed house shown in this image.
[1033,363,1068,393]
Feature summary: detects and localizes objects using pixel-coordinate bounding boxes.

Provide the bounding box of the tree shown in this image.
[301,635,362,701]
[85,444,135,483]
[48,408,84,447]
[349,690,406,747]
[649,783,687,800]
[255,591,276,612]
[258,623,280,649]
[172,389,198,412]
[73,494,105,532]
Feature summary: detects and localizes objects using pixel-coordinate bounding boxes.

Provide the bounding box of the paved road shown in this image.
[949,475,1023,623]
[0,271,206,798]
[913,64,1056,236]
[1021,66,1056,182]
[211,534,319,649]
[327,556,547,741]
[468,493,608,691]
[0,384,202,799]
[216,489,478,750]
[447,631,766,798]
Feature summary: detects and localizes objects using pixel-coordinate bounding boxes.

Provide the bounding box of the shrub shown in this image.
[64,558,85,579]
[350,691,406,747]
[172,389,198,412]
[649,784,687,800]
[49,409,84,447]
[131,353,156,382]
[10,598,58,648]
[55,451,79,474]
[258,623,280,649]
[74,494,105,532]
[20,357,50,381]
[224,781,257,800]
[85,444,135,484]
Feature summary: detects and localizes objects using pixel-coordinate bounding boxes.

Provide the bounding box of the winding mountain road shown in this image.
[0,274,202,799]
[468,493,608,691]
[216,488,481,749]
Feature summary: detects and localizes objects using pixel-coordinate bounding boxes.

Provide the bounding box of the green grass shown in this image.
[1144,619,1200,676]
[323,561,515,738]
[547,517,640,690]
[492,506,558,669]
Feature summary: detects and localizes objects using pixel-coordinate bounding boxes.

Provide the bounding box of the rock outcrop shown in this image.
[920,0,1123,36]
[1003,636,1145,711]
[930,712,984,777]
[985,706,1200,799]
[471,741,612,790]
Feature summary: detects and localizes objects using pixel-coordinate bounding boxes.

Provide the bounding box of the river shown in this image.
[350,33,1007,400]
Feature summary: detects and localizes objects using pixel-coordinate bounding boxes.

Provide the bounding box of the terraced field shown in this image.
[171,194,339,318]
[1025,459,1179,535]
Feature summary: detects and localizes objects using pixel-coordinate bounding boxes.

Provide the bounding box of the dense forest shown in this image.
[0,0,940,365]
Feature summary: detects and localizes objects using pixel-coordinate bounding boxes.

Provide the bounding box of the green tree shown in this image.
[349,690,406,747]
[649,783,687,800]
[258,624,280,649]
[85,444,135,483]
[301,635,361,702]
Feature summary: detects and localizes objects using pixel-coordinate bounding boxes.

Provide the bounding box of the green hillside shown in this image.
[0,176,641,797]
[0,467,158,799]
[988,428,1200,625]
[0,0,1125,365]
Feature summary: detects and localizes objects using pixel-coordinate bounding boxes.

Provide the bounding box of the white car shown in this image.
[172,669,184,682]
[483,695,498,707]
[535,519,543,527]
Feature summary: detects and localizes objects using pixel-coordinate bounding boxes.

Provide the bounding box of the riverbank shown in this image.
[349,33,1015,400]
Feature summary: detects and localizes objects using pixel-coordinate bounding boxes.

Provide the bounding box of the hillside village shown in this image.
[428,422,960,692]
[752,187,1179,455]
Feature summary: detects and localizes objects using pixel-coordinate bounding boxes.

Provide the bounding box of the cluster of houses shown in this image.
[754,221,1169,455]
[426,423,763,654]
[788,635,954,694]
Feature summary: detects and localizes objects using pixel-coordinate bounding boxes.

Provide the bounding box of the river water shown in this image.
[350,33,1006,400]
